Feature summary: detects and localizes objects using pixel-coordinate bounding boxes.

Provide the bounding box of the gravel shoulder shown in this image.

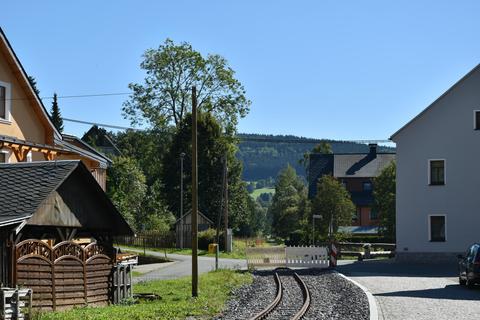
[218,269,369,320]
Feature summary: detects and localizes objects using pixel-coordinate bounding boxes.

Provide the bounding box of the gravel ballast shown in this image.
[217,269,369,320]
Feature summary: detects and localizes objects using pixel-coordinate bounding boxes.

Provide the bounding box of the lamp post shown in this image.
[180,152,186,249]
[312,214,321,246]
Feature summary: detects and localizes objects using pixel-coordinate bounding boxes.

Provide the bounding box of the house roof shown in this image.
[175,210,214,225]
[333,153,396,178]
[0,27,62,141]
[61,134,111,166]
[0,160,133,235]
[0,161,76,226]
[390,64,480,141]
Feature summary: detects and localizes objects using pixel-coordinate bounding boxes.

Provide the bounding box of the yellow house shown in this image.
[0,27,109,189]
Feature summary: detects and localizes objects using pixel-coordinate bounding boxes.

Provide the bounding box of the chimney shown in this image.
[368,143,377,156]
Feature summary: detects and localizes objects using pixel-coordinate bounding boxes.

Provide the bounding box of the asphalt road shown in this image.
[122,247,247,283]
[337,259,480,320]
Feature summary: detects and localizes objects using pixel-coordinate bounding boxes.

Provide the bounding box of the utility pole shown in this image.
[180,152,186,249]
[191,86,198,297]
[223,152,229,252]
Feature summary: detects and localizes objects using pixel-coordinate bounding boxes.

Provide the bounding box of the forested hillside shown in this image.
[236,133,395,180]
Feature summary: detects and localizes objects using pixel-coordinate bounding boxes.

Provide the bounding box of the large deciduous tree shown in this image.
[161,112,251,234]
[311,175,355,239]
[373,161,396,241]
[107,156,174,232]
[123,39,251,132]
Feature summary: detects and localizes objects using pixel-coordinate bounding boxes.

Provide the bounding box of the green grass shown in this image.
[250,187,275,199]
[37,269,252,320]
[121,237,274,260]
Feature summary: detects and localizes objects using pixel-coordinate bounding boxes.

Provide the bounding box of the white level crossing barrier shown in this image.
[286,246,329,268]
[246,246,329,269]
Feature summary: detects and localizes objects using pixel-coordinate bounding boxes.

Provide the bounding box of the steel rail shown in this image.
[292,272,311,320]
[249,272,282,320]
[249,269,311,320]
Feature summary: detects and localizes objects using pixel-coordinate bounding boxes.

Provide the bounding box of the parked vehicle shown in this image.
[458,243,480,288]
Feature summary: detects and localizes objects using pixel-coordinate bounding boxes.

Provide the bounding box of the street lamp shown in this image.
[180,152,186,249]
[312,214,322,246]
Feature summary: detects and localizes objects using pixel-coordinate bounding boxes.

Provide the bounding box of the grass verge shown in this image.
[37,269,252,320]
[120,237,281,260]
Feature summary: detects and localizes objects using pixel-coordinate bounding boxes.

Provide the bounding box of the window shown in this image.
[363,182,373,191]
[0,150,9,163]
[429,160,445,185]
[0,86,5,119]
[0,81,11,122]
[474,110,480,130]
[26,151,32,162]
[369,209,379,220]
[429,215,446,242]
[342,180,348,189]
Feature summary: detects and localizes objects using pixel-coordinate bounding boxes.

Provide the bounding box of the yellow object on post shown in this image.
[208,243,218,254]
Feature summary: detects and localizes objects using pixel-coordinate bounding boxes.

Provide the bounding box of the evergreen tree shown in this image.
[269,165,308,238]
[28,76,40,95]
[50,93,64,133]
[373,161,396,241]
[161,112,253,235]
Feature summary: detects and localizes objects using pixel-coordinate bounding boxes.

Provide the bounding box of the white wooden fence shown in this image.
[246,246,329,269]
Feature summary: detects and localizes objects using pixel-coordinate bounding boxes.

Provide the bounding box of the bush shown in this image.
[198,228,224,250]
[285,229,304,246]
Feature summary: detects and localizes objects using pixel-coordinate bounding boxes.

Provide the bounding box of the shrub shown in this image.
[198,228,224,250]
[285,229,304,246]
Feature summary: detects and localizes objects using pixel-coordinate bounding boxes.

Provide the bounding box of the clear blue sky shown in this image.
[1,1,479,140]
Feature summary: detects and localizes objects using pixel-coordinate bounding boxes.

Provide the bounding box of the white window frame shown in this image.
[26,150,32,162]
[428,159,446,185]
[0,81,12,123]
[474,110,480,130]
[0,149,10,163]
[428,214,447,242]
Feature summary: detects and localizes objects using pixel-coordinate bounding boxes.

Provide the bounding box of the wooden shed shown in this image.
[0,160,133,311]
[175,210,213,248]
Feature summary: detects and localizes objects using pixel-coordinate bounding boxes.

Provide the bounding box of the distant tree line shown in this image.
[237,133,395,181]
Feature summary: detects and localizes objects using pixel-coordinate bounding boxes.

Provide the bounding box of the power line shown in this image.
[7,92,131,101]
[63,117,140,131]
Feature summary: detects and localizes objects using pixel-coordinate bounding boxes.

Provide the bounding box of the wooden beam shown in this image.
[56,228,66,241]
[11,145,30,162]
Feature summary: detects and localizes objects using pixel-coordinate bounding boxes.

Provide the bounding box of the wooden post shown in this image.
[224,153,229,252]
[191,86,199,297]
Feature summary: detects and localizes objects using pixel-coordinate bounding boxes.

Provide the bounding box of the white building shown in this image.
[391,64,480,262]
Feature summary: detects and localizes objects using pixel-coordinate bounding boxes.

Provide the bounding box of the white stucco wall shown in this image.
[393,66,480,256]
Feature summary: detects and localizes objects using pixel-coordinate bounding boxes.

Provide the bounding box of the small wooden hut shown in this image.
[175,210,213,248]
[0,160,133,311]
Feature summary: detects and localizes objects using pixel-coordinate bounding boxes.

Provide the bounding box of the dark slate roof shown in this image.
[0,161,133,236]
[334,153,395,178]
[0,161,77,225]
[307,154,333,198]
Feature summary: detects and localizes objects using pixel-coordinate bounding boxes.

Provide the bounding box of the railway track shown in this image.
[249,268,311,320]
